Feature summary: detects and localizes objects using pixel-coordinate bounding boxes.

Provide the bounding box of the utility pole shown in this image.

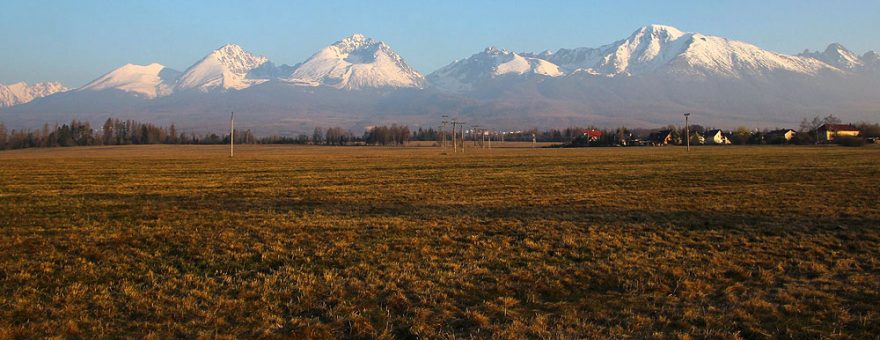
[684,113,691,151]
[230,111,234,157]
[471,125,481,147]
[441,114,449,152]
[487,130,492,150]
[449,119,465,153]
[459,124,465,153]
[451,119,458,153]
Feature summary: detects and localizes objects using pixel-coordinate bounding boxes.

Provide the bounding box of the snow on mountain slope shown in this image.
[175,44,270,92]
[286,34,424,89]
[799,43,868,71]
[428,47,562,91]
[532,48,604,75]
[79,63,180,98]
[668,33,835,78]
[542,24,835,78]
[430,24,838,91]
[584,24,690,76]
[0,81,68,108]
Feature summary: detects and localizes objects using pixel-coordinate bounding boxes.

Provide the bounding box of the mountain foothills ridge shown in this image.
[2,25,878,133]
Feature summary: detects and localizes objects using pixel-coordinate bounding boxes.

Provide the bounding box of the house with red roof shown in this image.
[818,124,860,142]
[581,129,603,142]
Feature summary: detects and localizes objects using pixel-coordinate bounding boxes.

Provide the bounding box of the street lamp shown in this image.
[684,113,691,151]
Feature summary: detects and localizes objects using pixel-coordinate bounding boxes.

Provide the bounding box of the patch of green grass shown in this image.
[1,145,879,337]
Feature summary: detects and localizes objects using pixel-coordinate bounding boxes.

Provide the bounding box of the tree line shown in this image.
[0,118,259,150]
[0,118,417,150]
[2,115,878,151]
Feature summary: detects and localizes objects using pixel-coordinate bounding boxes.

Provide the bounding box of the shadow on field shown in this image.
[49,190,878,234]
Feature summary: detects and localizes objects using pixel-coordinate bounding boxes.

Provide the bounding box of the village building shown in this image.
[581,129,603,142]
[704,129,731,145]
[691,132,705,145]
[649,130,674,146]
[817,124,860,142]
[766,129,797,143]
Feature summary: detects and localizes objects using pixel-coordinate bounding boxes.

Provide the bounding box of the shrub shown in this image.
[835,136,866,147]
[792,132,816,145]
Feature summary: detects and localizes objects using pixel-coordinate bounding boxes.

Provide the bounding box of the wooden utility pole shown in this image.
[459,124,465,153]
[684,113,691,151]
[448,119,466,153]
[488,130,492,150]
[230,112,234,157]
[451,120,457,153]
[471,125,481,147]
[440,115,450,152]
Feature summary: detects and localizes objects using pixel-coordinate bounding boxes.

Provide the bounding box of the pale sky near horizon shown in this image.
[1,0,878,87]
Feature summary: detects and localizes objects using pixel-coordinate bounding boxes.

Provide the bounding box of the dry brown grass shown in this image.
[1,144,879,338]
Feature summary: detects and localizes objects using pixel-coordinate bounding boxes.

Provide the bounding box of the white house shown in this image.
[705,129,730,145]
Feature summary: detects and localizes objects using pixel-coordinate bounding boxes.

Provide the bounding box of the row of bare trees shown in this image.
[3,115,877,151]
[0,118,257,150]
[364,124,410,145]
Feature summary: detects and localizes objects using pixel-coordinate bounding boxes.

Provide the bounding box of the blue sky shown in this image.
[2,0,878,87]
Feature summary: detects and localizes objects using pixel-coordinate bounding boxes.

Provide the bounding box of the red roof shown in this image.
[582,129,603,138]
[820,124,858,132]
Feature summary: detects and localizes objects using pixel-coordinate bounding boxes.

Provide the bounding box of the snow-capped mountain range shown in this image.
[431,24,845,90]
[61,34,424,99]
[0,82,68,108]
[2,25,878,132]
[427,47,563,92]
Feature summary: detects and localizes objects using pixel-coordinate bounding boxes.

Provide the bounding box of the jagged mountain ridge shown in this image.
[2,26,878,133]
[431,24,847,91]
[427,47,562,92]
[0,81,68,108]
[16,27,879,97]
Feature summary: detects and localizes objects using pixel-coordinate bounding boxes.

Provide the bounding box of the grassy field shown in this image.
[1,144,879,338]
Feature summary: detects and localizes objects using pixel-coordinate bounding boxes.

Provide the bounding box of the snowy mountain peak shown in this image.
[286,34,424,89]
[0,81,69,108]
[483,46,511,55]
[799,43,863,71]
[175,44,270,92]
[79,63,179,98]
[216,43,246,53]
[632,24,686,41]
[428,47,563,92]
[336,33,373,49]
[825,43,848,52]
[574,24,693,76]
